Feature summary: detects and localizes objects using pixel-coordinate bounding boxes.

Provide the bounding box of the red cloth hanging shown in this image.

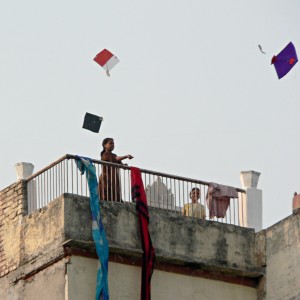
[131,167,155,300]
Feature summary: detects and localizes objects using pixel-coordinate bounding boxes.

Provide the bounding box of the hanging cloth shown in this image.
[131,167,155,300]
[206,183,238,219]
[76,156,109,300]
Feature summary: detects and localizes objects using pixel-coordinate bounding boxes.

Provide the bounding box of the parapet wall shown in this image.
[0,181,27,277]
[0,192,263,281]
[1,181,300,300]
[263,208,300,300]
[62,193,262,277]
[60,193,264,275]
[0,186,268,300]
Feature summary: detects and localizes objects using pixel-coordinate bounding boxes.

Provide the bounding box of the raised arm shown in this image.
[115,154,134,162]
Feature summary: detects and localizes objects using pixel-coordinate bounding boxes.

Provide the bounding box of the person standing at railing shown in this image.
[183,188,206,219]
[98,138,133,202]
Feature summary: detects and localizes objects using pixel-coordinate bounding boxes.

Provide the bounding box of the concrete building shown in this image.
[0,158,300,299]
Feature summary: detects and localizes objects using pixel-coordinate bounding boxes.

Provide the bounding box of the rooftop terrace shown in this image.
[23,154,252,227]
[1,156,300,299]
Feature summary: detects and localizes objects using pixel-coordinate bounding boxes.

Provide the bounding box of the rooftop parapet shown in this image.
[24,154,247,227]
[0,193,264,284]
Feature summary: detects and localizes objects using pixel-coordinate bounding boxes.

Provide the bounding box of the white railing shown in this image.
[25,154,246,226]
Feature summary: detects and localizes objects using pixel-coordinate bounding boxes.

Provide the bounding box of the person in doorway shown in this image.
[183,187,206,219]
[98,138,133,202]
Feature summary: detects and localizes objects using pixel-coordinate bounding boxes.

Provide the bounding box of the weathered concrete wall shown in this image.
[20,196,65,264]
[63,194,262,277]
[67,256,97,300]
[0,188,68,300]
[0,192,263,299]
[7,178,300,300]
[0,181,27,277]
[263,209,300,300]
[0,259,66,300]
[67,256,257,300]
[0,191,262,279]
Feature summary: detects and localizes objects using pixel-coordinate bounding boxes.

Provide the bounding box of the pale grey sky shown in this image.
[1,0,300,228]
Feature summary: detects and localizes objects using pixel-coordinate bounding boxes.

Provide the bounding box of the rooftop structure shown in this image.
[0,155,299,299]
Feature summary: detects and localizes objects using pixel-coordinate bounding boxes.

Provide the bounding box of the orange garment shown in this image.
[98,152,122,202]
[206,183,238,219]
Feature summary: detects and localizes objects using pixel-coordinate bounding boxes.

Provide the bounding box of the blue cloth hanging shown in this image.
[75,156,109,300]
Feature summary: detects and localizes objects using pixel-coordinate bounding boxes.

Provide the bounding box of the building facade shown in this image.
[1,164,300,299]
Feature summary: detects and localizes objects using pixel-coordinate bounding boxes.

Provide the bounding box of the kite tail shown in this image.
[106,70,110,77]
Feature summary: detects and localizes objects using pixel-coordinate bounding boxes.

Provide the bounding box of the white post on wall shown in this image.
[15,162,34,180]
[15,162,36,213]
[239,170,262,232]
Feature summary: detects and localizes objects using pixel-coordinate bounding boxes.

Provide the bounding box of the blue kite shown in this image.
[271,42,298,79]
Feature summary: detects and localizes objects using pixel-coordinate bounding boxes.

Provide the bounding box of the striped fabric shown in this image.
[76,156,109,300]
[131,167,155,300]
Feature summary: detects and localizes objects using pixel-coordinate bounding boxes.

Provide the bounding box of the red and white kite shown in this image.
[93,49,119,76]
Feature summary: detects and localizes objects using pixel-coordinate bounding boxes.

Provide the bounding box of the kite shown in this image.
[82,112,103,133]
[94,49,119,76]
[271,42,298,79]
[258,44,266,54]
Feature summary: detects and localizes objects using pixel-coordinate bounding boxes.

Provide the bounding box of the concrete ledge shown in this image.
[62,194,263,278]
[264,211,300,299]
[2,193,264,282]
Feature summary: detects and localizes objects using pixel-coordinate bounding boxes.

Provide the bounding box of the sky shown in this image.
[1,0,300,228]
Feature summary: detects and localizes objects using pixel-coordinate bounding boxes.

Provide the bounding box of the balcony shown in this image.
[2,156,300,299]
[25,154,247,227]
[0,155,267,299]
